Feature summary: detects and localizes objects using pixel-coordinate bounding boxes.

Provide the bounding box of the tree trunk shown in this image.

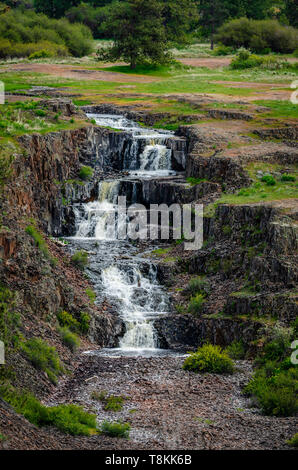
[130,59,136,69]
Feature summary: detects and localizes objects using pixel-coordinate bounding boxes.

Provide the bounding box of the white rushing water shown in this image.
[87,113,176,178]
[67,115,177,352]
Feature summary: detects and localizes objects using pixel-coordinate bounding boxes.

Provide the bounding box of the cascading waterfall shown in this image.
[88,113,175,178]
[67,114,176,354]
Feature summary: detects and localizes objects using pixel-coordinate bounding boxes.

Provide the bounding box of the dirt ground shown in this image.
[1,63,156,83]
[37,354,297,450]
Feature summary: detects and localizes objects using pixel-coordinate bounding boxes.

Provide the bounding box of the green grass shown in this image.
[186,177,207,186]
[254,100,298,119]
[217,179,297,205]
[287,433,298,447]
[85,287,96,304]
[58,327,80,352]
[152,247,172,256]
[71,250,89,270]
[104,396,125,412]
[21,337,64,384]
[25,225,49,258]
[0,384,97,435]
[100,420,130,438]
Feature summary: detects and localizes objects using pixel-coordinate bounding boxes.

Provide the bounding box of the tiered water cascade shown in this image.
[66,114,183,356]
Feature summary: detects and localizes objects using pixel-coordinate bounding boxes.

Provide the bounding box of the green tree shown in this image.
[98,0,172,69]
[284,0,298,27]
[160,0,198,46]
[197,0,232,49]
[34,0,80,18]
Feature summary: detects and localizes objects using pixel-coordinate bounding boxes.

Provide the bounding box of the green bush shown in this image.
[281,174,296,182]
[79,165,94,181]
[0,10,93,58]
[57,310,80,332]
[261,175,276,186]
[0,384,97,436]
[187,276,210,297]
[71,250,89,270]
[188,293,206,315]
[287,433,298,447]
[213,44,234,56]
[21,337,64,384]
[183,344,234,374]
[100,420,130,438]
[244,367,298,417]
[104,396,124,412]
[85,287,96,304]
[225,340,245,360]
[216,18,298,53]
[58,327,80,352]
[80,312,90,334]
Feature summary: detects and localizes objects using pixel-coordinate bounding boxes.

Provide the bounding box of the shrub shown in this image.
[244,368,298,417]
[100,420,130,438]
[225,340,245,360]
[71,250,88,270]
[188,293,206,315]
[104,396,124,412]
[213,44,234,56]
[281,174,296,182]
[244,325,297,417]
[0,384,97,436]
[183,344,234,374]
[80,312,90,334]
[187,276,210,297]
[85,288,96,304]
[261,175,276,186]
[79,165,94,181]
[0,10,93,58]
[58,327,80,352]
[230,48,264,69]
[25,225,49,258]
[215,18,298,54]
[287,433,298,448]
[91,390,107,401]
[57,310,80,332]
[21,337,64,384]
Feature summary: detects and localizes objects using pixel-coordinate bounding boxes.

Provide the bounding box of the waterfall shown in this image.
[88,113,176,177]
[66,114,176,354]
[101,264,169,349]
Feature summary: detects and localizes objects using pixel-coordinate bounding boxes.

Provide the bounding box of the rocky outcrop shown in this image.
[254,126,298,141]
[154,314,264,351]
